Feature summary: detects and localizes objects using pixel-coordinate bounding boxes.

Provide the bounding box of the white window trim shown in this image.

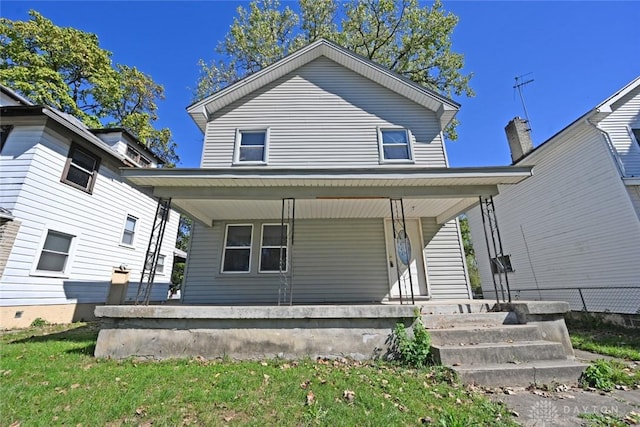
[377,127,415,164]
[221,224,254,274]
[119,214,138,249]
[232,128,270,165]
[259,223,289,274]
[629,126,640,147]
[155,254,166,275]
[30,227,78,278]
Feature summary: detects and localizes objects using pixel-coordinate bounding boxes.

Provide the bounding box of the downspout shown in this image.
[587,117,626,177]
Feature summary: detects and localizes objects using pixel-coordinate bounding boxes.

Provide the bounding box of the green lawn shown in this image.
[566,317,640,361]
[1,323,516,426]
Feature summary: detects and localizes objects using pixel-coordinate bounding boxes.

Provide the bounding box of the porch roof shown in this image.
[122,166,532,225]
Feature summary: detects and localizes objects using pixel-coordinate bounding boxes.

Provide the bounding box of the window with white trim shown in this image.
[121,215,137,246]
[155,254,166,274]
[259,224,289,273]
[378,128,413,162]
[36,230,74,273]
[61,143,101,193]
[234,129,268,164]
[222,225,253,272]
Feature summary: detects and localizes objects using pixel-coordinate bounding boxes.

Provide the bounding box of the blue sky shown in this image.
[2,1,639,167]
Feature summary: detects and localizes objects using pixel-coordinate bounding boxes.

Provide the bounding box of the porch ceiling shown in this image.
[121,166,532,226]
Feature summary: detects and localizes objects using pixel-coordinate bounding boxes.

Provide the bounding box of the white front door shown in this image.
[384,219,428,300]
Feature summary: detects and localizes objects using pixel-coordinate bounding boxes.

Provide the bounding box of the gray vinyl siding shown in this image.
[628,185,640,220]
[467,123,640,313]
[0,124,179,307]
[201,57,446,168]
[182,218,390,304]
[599,86,640,177]
[421,218,471,299]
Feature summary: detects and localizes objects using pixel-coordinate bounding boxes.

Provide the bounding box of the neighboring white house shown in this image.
[467,76,640,314]
[122,39,531,305]
[0,85,180,328]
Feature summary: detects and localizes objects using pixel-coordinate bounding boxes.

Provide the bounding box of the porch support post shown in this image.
[389,198,415,305]
[479,196,511,306]
[279,198,295,306]
[135,198,171,305]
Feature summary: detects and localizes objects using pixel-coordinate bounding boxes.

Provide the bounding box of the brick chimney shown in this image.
[505,117,533,163]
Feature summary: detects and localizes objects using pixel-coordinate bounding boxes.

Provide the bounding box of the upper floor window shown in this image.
[234,129,269,164]
[378,128,413,163]
[0,125,13,152]
[126,145,152,167]
[259,224,289,273]
[222,224,253,273]
[632,128,640,147]
[61,143,101,193]
[121,214,137,246]
[35,230,74,274]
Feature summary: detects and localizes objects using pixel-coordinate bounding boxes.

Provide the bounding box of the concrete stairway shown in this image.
[421,303,587,387]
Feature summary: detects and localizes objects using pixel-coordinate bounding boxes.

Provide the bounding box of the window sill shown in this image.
[379,159,415,165]
[30,270,70,279]
[232,161,267,166]
[119,243,136,250]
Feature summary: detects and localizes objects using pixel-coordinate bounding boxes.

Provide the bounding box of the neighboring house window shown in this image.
[121,215,137,246]
[126,145,152,167]
[234,129,269,164]
[491,255,514,274]
[632,129,640,147]
[259,224,289,273]
[222,225,253,272]
[36,230,73,273]
[1,125,13,152]
[378,128,413,162]
[61,143,101,193]
[156,255,165,274]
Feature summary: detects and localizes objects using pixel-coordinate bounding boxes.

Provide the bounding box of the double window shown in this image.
[378,128,413,162]
[221,224,289,273]
[61,144,101,193]
[234,129,269,164]
[126,145,151,167]
[35,230,74,274]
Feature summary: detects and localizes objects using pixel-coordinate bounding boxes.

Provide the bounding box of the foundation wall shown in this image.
[0,303,99,329]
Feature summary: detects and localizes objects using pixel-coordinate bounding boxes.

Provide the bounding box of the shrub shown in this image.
[391,316,431,368]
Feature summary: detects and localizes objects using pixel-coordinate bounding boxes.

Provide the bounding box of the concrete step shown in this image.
[452,360,588,387]
[422,311,518,329]
[429,324,542,346]
[418,302,495,315]
[431,340,568,365]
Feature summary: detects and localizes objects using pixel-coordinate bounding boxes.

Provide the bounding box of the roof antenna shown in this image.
[513,73,534,132]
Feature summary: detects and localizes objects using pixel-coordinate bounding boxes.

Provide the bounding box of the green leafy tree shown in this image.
[196,0,473,139]
[0,10,178,165]
[459,215,481,293]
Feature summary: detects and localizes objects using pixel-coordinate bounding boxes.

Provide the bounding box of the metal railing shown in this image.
[481,286,640,315]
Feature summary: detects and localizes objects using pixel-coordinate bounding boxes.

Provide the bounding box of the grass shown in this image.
[1,323,517,426]
[566,316,640,361]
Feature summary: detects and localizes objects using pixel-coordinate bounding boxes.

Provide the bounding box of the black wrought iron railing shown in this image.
[481,286,640,315]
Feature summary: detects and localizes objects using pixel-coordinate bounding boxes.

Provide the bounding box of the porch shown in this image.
[94,300,585,386]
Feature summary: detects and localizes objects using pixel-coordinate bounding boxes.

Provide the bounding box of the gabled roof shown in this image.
[0,85,34,106]
[187,39,460,132]
[0,84,163,166]
[515,75,640,164]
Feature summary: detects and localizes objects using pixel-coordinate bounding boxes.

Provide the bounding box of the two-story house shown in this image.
[121,39,531,305]
[467,76,640,314]
[0,85,180,328]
